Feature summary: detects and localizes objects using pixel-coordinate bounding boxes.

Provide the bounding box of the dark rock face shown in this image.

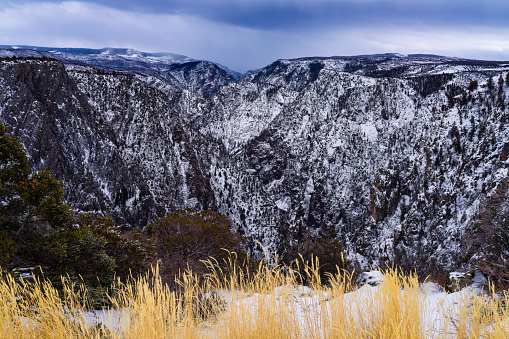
[0,58,215,227]
[1,51,509,272]
[244,59,325,91]
[165,61,240,98]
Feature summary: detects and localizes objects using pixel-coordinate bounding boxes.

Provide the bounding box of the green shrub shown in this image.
[74,214,153,281]
[61,228,116,287]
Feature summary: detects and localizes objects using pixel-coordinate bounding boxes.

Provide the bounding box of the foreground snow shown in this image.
[81,271,509,338]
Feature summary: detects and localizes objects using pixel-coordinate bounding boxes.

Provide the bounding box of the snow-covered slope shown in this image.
[200,55,509,271]
[1,49,509,274]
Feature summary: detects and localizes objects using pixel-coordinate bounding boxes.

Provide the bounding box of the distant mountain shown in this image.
[1,47,509,278]
[0,45,241,98]
[0,45,192,61]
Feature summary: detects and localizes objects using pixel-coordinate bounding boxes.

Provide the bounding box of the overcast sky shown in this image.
[1,0,509,72]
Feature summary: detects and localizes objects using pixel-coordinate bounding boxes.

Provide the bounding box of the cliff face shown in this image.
[197,55,509,269]
[1,51,509,271]
[0,59,215,227]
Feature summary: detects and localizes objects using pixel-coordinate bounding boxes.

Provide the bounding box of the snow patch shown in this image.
[360,123,378,141]
[275,196,291,212]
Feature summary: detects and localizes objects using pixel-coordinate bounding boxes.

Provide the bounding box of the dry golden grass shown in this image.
[1,256,509,338]
[0,273,100,338]
[324,268,424,339]
[450,286,509,339]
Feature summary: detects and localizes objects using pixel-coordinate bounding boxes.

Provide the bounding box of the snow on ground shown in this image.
[83,308,127,332]
[80,271,508,338]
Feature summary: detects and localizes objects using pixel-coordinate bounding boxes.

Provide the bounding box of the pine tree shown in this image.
[487,77,494,91]
[468,80,478,91]
[0,120,71,267]
[449,123,461,153]
[498,75,506,109]
[0,123,32,230]
[469,116,476,141]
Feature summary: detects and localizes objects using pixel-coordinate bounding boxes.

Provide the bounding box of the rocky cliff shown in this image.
[1,49,508,273]
[0,58,215,228]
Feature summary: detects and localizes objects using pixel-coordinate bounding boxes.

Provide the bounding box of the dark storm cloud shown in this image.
[7,0,509,31]
[1,0,509,72]
[182,0,509,31]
